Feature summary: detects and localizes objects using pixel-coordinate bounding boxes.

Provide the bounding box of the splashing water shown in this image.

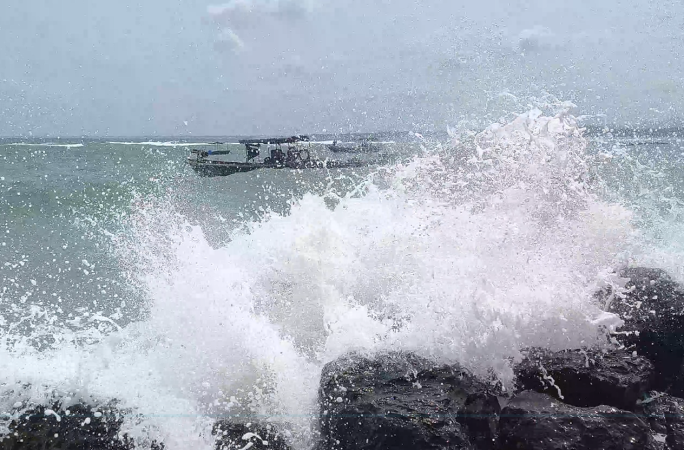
[2,105,671,449]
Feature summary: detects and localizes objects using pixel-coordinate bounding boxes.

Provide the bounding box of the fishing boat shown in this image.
[186,136,373,177]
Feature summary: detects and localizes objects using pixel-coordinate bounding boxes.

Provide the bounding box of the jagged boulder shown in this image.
[0,403,156,450]
[497,390,659,450]
[317,352,500,450]
[515,347,654,410]
[600,267,684,395]
[634,392,684,450]
[212,421,292,450]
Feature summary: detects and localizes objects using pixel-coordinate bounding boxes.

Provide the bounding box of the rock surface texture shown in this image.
[212,421,292,450]
[603,267,684,395]
[635,392,684,450]
[497,390,658,450]
[0,403,147,450]
[514,347,654,410]
[318,352,500,450]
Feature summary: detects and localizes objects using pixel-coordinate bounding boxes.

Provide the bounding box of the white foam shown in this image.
[0,143,84,148]
[311,140,395,145]
[108,141,222,147]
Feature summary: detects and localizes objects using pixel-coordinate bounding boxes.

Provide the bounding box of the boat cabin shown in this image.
[238,135,311,165]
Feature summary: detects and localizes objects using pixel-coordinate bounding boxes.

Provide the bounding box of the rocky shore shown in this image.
[3,267,684,450]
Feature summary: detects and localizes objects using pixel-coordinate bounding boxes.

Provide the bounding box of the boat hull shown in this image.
[187,160,273,177]
[187,157,374,177]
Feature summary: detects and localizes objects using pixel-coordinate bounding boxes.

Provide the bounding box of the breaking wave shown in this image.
[108,141,231,147]
[1,103,678,449]
[0,143,84,148]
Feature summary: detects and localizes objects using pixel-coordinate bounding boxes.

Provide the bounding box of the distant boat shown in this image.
[327,138,381,154]
[186,136,378,177]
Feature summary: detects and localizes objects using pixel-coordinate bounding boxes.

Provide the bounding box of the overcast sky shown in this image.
[1,0,683,136]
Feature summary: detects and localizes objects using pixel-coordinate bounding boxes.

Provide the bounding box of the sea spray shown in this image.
[115,104,630,440]
[0,105,655,449]
[593,137,684,284]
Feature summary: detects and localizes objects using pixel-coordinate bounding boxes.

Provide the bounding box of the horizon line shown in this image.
[0,131,418,140]
[2,124,684,141]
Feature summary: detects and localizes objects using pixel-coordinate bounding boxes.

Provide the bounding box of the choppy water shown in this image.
[1,106,684,448]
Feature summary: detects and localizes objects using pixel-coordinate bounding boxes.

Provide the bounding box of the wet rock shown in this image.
[497,390,659,450]
[515,347,654,410]
[0,403,150,450]
[212,421,291,450]
[318,351,499,450]
[601,267,684,395]
[634,392,684,450]
[459,393,501,450]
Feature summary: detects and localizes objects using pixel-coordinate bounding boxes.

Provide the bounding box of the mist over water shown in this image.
[2,99,684,448]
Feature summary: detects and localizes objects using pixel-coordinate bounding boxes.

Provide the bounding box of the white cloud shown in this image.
[208,0,315,26]
[214,27,245,52]
[517,25,558,52]
[207,0,315,53]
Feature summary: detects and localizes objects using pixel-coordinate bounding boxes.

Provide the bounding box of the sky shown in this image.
[1,0,683,136]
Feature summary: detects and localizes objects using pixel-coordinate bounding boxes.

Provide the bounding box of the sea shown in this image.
[1,105,684,448]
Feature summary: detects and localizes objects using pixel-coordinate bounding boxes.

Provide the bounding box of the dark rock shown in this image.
[497,390,659,450]
[0,403,151,450]
[318,351,499,450]
[460,393,500,450]
[601,267,684,395]
[634,392,684,450]
[212,421,291,450]
[515,347,654,410]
